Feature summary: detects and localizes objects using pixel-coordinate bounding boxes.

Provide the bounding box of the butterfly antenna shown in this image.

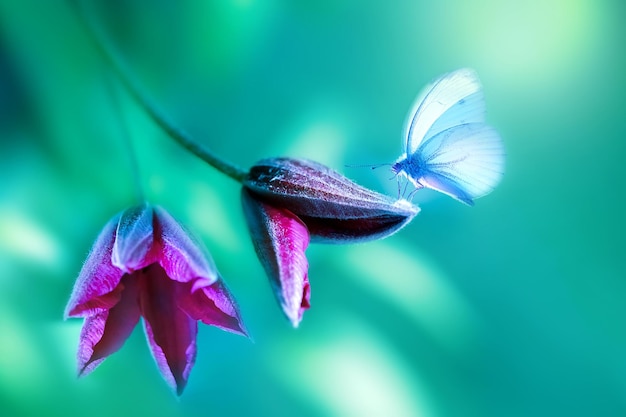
[345,162,391,170]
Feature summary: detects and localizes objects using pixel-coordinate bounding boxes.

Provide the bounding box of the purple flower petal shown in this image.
[111,204,155,273]
[65,214,125,318]
[77,275,141,376]
[181,280,249,336]
[242,189,310,327]
[154,206,220,286]
[76,313,109,377]
[139,264,197,395]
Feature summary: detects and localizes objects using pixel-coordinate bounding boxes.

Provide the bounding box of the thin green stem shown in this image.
[69,0,247,183]
[104,72,145,203]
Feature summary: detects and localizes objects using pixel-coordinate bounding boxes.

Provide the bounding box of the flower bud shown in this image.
[244,157,419,243]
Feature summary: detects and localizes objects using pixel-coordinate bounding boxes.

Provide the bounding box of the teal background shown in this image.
[1,0,625,416]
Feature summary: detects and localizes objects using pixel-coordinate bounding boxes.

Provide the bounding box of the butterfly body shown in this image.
[393,68,505,205]
[391,153,424,187]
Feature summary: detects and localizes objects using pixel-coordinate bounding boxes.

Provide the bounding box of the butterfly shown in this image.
[391,68,505,206]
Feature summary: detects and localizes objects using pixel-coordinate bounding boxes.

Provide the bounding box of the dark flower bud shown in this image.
[244,157,419,243]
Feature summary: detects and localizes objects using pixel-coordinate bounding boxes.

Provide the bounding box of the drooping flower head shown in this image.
[65,203,247,395]
[242,157,418,327]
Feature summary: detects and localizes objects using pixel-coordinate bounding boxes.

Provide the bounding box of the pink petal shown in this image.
[111,204,155,273]
[76,313,109,376]
[138,264,197,395]
[77,275,141,376]
[153,206,219,285]
[180,280,248,337]
[65,213,125,318]
[241,189,310,327]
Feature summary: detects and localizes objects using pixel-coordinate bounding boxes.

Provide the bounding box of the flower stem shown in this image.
[104,72,145,203]
[69,0,248,183]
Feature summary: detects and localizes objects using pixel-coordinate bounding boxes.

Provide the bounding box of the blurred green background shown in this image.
[1,0,625,416]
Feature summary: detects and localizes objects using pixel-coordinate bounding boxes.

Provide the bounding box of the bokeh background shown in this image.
[1,0,625,416]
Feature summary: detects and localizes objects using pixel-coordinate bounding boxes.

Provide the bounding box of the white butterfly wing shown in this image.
[403,68,485,155]
[418,123,504,205]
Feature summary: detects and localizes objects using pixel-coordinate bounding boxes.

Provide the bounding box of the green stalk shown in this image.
[104,72,145,202]
[69,0,247,183]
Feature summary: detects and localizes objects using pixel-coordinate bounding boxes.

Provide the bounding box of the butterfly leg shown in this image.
[407,187,420,201]
[396,175,409,199]
[402,178,412,198]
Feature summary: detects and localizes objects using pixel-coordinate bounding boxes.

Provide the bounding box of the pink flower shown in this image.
[64,204,247,395]
[242,158,418,327]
